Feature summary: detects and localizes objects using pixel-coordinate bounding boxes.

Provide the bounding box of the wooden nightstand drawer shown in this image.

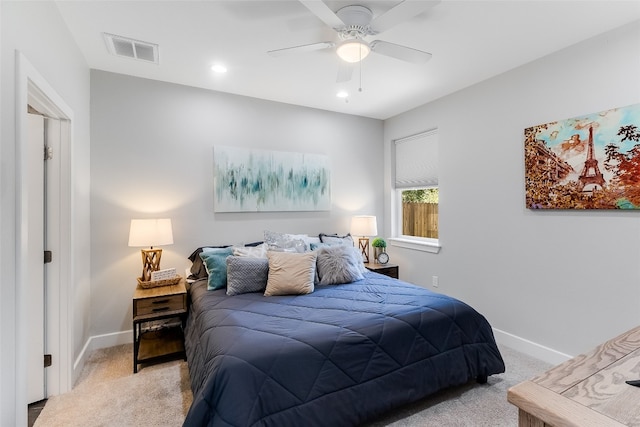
[134,294,185,317]
[364,263,399,279]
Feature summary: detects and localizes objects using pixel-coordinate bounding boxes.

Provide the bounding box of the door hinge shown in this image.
[44,354,52,368]
[44,250,52,264]
[44,145,53,161]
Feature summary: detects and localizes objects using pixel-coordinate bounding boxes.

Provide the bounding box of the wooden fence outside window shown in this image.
[403,203,439,238]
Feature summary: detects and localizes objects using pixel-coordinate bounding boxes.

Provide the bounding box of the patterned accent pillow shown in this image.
[264,230,308,253]
[316,245,364,285]
[226,256,269,296]
[264,251,317,296]
[199,247,234,290]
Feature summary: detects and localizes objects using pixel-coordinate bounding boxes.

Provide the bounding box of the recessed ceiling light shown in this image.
[211,64,228,74]
[336,91,349,98]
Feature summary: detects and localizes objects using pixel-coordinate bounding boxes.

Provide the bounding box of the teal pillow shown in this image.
[199,247,234,290]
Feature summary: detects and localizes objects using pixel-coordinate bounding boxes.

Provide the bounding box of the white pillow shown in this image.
[319,233,355,247]
[304,236,321,248]
[264,251,317,296]
[233,243,268,258]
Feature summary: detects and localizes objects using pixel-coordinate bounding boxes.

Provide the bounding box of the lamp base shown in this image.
[140,248,163,282]
[358,237,370,263]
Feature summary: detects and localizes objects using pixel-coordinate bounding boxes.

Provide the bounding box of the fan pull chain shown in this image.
[358,48,363,92]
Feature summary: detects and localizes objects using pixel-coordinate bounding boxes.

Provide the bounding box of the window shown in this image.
[392,129,439,252]
[401,188,438,238]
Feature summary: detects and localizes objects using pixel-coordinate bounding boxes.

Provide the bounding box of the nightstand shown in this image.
[132,279,187,373]
[364,262,399,279]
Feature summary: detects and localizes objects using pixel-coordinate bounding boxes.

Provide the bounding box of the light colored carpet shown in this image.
[364,345,552,426]
[34,343,551,426]
[34,345,192,427]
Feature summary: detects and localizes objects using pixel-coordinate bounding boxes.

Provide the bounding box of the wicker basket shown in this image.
[137,275,182,289]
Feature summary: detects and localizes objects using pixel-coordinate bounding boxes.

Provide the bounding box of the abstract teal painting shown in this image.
[214,146,331,212]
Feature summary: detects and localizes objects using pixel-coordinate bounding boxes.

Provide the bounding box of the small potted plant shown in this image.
[371,237,387,263]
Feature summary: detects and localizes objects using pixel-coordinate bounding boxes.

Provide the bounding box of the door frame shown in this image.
[15,51,73,417]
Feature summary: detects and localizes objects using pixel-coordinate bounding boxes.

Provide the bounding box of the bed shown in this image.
[182,254,505,427]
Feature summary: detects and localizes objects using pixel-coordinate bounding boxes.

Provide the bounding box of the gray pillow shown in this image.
[316,245,364,285]
[226,256,269,296]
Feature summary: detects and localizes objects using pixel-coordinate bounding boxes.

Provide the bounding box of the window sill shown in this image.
[389,237,441,254]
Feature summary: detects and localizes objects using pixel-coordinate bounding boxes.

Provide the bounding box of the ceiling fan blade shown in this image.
[370,40,432,64]
[336,62,354,83]
[268,41,335,57]
[299,0,345,30]
[369,0,441,34]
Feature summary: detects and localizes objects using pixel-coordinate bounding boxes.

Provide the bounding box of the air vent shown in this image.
[103,33,159,64]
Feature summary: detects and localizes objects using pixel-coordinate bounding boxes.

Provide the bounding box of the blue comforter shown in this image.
[183,272,504,427]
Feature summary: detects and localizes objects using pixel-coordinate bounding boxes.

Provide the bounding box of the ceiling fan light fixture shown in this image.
[337,39,370,63]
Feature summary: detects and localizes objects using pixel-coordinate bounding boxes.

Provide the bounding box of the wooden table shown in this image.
[508,326,640,426]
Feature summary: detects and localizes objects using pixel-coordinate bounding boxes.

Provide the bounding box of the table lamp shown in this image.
[350,215,378,263]
[128,218,173,282]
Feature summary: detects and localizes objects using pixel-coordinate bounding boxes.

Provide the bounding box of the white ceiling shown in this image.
[55,0,640,120]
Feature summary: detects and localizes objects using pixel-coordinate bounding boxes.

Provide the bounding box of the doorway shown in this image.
[16,52,74,425]
[25,110,64,405]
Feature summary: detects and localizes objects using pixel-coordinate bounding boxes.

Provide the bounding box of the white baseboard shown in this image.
[493,327,572,366]
[72,330,133,385]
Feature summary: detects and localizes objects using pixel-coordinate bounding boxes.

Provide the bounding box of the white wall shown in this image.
[384,21,640,362]
[89,70,384,337]
[0,1,91,425]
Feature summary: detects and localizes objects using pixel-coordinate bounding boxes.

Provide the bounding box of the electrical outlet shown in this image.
[432,275,439,288]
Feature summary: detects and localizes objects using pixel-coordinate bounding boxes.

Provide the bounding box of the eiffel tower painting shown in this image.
[524,103,640,209]
[578,126,605,191]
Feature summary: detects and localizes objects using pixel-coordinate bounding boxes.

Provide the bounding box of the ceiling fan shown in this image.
[268,0,440,83]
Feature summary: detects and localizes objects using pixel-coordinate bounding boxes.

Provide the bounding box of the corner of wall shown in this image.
[72,330,132,385]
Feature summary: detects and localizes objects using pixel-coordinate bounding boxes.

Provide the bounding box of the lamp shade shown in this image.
[337,39,370,63]
[350,215,378,237]
[128,218,173,248]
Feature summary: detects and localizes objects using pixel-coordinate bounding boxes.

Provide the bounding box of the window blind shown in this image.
[394,128,438,188]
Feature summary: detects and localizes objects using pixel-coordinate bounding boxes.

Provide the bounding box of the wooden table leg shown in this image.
[519,409,547,427]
